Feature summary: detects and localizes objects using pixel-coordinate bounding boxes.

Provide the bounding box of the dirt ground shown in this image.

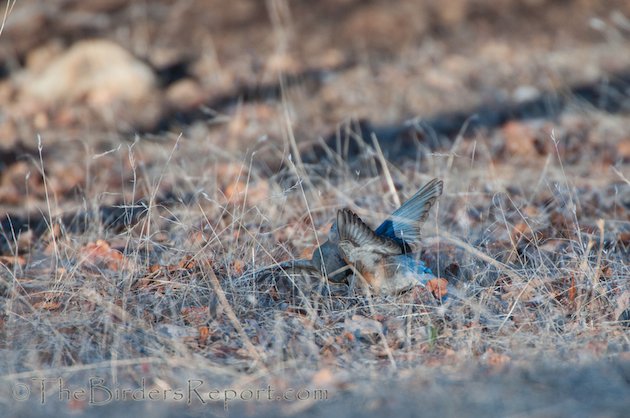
[0,1,629,417]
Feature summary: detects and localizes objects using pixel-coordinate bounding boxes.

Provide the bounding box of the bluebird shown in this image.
[311,178,443,294]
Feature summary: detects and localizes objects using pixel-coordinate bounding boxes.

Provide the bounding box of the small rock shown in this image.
[155,324,199,341]
[344,315,383,343]
[502,121,538,157]
[165,78,204,110]
[513,85,540,102]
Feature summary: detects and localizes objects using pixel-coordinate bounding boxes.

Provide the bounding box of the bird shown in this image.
[311,178,444,294]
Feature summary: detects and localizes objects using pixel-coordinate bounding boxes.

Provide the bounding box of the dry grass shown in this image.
[0,108,628,416]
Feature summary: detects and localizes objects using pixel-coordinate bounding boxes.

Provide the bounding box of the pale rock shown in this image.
[344,315,383,343]
[165,78,204,110]
[25,39,64,73]
[21,39,156,107]
[513,85,540,102]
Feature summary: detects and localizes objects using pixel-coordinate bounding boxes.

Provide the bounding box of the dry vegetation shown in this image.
[0,0,629,417]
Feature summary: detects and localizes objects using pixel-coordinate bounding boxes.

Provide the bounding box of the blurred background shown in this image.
[0,0,629,216]
[2,0,629,140]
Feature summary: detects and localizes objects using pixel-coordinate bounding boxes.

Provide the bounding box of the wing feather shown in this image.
[336,209,401,255]
[375,178,443,246]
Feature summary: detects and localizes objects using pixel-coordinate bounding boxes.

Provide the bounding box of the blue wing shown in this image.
[375,178,443,248]
[395,255,434,275]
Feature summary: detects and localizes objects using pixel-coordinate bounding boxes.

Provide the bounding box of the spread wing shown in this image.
[375,178,443,247]
[336,209,401,256]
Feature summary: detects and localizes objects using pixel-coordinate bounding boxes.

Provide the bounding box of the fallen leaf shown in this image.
[512,221,532,239]
[178,255,196,270]
[483,348,511,370]
[426,278,448,299]
[618,232,630,246]
[0,255,26,268]
[231,259,245,275]
[33,299,62,311]
[568,274,577,303]
[198,326,210,346]
[181,306,209,326]
[502,121,538,157]
[79,239,125,271]
[617,140,630,162]
[224,180,247,202]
